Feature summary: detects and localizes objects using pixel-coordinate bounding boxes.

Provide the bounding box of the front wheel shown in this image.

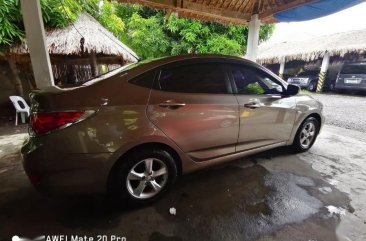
[291,117,320,152]
[110,148,177,206]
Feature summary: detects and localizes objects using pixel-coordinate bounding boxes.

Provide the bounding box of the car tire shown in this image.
[291,117,320,153]
[307,81,317,92]
[329,83,335,92]
[110,148,177,206]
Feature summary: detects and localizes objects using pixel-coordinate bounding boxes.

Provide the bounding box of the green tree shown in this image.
[123,13,170,59]
[111,2,274,59]
[0,0,23,45]
[0,0,99,46]
[0,0,274,59]
[97,1,125,38]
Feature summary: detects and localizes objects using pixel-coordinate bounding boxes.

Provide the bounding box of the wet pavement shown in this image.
[0,123,365,241]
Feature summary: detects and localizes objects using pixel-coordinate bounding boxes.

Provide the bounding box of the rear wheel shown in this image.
[291,117,319,152]
[110,148,177,206]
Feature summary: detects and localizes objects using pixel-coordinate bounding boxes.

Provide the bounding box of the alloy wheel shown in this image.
[126,158,168,199]
[300,122,316,149]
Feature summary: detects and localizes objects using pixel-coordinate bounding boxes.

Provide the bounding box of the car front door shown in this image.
[228,64,297,152]
[147,61,239,161]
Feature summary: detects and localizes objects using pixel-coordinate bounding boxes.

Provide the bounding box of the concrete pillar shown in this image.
[316,52,330,92]
[279,58,286,79]
[20,0,54,89]
[245,14,261,62]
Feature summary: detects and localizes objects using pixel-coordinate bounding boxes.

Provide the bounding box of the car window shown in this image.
[230,65,283,95]
[341,64,366,74]
[158,63,228,94]
[129,70,156,88]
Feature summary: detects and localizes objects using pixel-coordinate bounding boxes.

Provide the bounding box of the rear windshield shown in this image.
[341,64,366,74]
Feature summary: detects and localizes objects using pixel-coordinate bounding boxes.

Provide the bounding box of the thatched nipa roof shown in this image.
[121,0,317,24]
[10,13,139,63]
[257,29,366,64]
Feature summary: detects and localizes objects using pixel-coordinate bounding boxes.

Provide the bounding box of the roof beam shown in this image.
[122,0,250,24]
[260,0,318,21]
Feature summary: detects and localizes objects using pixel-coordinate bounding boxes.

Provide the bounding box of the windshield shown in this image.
[341,64,366,74]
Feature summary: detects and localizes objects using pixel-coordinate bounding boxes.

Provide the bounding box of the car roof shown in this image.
[343,62,366,66]
[129,54,256,71]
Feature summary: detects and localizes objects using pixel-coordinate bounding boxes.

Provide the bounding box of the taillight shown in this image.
[30,111,85,135]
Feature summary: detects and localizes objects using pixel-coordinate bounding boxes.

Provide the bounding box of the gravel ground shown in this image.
[308,93,366,133]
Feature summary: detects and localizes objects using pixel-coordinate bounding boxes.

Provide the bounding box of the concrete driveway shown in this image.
[0,95,365,241]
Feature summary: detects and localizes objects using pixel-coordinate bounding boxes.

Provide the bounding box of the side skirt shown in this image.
[182,141,287,174]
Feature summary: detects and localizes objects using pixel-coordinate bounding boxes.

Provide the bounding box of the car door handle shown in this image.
[244,102,260,109]
[158,100,186,109]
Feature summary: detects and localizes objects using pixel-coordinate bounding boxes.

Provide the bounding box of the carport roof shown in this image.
[257,29,366,64]
[7,13,139,63]
[121,0,364,24]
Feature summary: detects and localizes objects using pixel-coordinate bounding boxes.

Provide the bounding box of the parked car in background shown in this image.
[335,62,366,92]
[22,54,324,205]
[287,70,335,92]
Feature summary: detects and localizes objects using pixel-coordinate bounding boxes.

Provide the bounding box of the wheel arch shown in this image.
[107,142,183,192]
[307,113,322,128]
[288,111,323,145]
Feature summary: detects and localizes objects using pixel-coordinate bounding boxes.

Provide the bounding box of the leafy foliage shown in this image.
[0,0,275,60]
[0,0,23,45]
[96,1,125,38]
[123,13,169,59]
[0,0,99,46]
[110,3,274,59]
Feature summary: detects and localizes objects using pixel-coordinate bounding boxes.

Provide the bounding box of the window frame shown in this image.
[226,63,286,96]
[155,59,234,95]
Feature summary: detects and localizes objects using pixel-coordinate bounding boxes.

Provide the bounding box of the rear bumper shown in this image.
[335,85,366,91]
[21,137,113,196]
[288,83,309,88]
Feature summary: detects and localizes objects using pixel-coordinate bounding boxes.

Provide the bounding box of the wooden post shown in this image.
[90,52,98,77]
[8,58,24,97]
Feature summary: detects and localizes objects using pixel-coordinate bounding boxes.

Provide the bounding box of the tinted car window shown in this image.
[158,63,228,94]
[341,64,366,74]
[129,70,156,88]
[230,65,283,95]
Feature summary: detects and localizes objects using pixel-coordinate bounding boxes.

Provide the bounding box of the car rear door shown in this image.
[227,64,297,152]
[147,60,239,161]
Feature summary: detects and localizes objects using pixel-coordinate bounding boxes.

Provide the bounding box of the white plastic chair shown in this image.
[9,96,30,126]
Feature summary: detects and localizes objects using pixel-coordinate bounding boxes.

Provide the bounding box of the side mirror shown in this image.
[285,84,300,96]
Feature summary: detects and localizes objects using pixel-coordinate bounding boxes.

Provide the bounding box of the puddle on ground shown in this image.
[153,165,326,241]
